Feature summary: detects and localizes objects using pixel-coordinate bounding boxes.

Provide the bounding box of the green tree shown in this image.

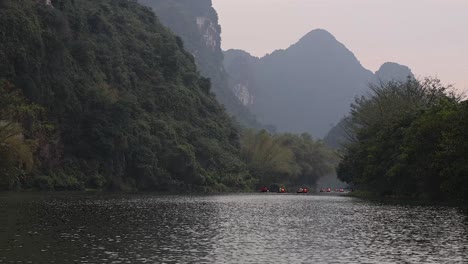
[338,78,467,202]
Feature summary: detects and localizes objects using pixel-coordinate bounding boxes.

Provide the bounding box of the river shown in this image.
[1,193,467,263]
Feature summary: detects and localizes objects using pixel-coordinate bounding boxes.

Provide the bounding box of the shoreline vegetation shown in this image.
[337,78,468,205]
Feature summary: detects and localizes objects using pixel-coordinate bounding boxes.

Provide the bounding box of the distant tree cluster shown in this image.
[338,78,468,203]
[241,130,338,189]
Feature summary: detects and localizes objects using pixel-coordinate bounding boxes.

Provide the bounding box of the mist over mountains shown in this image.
[225,29,413,138]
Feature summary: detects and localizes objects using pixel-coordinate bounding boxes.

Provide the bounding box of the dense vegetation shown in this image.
[0,0,336,192]
[0,0,254,191]
[337,78,468,203]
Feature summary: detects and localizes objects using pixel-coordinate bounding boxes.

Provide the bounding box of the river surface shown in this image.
[1,193,467,263]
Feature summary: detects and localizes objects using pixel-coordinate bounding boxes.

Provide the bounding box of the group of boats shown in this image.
[259,187,308,193]
[259,186,345,193]
[320,187,345,193]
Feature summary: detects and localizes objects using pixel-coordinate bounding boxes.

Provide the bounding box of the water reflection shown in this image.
[1,193,467,263]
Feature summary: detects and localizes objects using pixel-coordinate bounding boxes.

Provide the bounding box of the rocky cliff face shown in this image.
[224,29,414,138]
[195,16,218,51]
[223,49,260,107]
[138,0,259,127]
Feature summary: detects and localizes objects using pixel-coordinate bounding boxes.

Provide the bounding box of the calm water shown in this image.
[1,193,467,263]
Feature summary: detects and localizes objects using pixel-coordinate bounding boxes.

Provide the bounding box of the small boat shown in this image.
[339,188,344,193]
[326,188,331,192]
[260,187,269,192]
[297,187,308,193]
[278,187,286,193]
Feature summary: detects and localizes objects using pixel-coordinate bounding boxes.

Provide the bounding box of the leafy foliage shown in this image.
[338,78,468,202]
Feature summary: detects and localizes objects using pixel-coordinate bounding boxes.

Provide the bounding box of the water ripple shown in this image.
[0,193,467,263]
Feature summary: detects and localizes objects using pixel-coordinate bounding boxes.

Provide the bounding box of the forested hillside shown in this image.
[137,0,260,128]
[0,0,251,191]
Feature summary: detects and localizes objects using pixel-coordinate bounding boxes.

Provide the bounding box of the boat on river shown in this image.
[297,187,308,193]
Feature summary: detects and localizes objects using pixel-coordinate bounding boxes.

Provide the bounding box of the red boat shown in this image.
[297,187,308,193]
[279,187,286,193]
[260,187,269,192]
[326,188,331,192]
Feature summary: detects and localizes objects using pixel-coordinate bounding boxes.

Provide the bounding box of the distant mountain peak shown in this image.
[301,28,336,41]
[225,49,259,60]
[288,29,354,60]
[293,29,341,49]
[375,62,414,83]
[377,62,412,73]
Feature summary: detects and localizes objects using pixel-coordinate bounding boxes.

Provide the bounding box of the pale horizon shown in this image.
[213,0,467,92]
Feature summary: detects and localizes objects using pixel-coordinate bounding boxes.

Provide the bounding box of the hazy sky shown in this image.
[212,0,467,92]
